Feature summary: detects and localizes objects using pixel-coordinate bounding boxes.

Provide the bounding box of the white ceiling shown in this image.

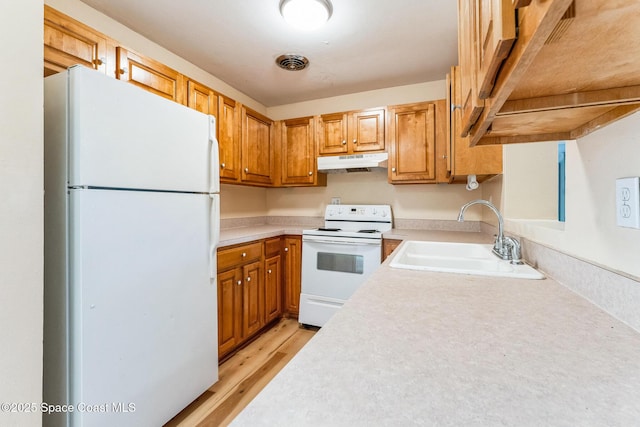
[79,0,459,107]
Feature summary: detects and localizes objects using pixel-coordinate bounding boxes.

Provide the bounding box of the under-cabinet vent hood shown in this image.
[317,153,388,173]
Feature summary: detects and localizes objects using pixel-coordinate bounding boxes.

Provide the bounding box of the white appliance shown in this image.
[43,66,219,427]
[300,204,392,327]
[316,152,388,173]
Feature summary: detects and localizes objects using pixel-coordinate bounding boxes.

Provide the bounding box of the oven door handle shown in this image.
[303,237,381,246]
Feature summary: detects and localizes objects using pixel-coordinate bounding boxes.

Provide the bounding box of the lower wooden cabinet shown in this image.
[283,236,302,317]
[217,236,296,360]
[264,255,282,324]
[217,268,243,358]
[217,241,264,360]
[382,238,402,261]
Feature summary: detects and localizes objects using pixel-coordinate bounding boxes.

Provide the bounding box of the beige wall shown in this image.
[220,185,268,218]
[1,1,43,425]
[500,113,640,279]
[502,141,558,219]
[267,80,446,120]
[266,169,481,220]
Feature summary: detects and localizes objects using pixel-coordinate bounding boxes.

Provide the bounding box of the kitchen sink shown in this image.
[389,240,544,280]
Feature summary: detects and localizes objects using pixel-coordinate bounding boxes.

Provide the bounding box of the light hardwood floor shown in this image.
[165,318,316,427]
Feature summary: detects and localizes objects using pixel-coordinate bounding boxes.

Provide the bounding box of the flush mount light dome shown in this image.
[279,0,333,31]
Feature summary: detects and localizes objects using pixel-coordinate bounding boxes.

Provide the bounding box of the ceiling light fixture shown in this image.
[279,0,333,31]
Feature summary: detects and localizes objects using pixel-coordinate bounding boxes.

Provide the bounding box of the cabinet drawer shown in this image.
[217,241,262,270]
[265,237,281,258]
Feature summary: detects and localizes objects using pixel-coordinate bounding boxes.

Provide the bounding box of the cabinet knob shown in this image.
[237,280,242,286]
[268,269,272,274]
[342,140,347,145]
[353,139,357,144]
[392,167,396,172]
[221,163,225,169]
[242,252,246,257]
[244,167,249,173]
[308,171,313,176]
[442,155,447,159]
[246,276,251,282]
[119,67,127,75]
[92,57,105,66]
[284,247,289,252]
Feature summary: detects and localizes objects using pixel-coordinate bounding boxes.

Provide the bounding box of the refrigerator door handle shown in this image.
[208,115,220,194]
[209,194,220,280]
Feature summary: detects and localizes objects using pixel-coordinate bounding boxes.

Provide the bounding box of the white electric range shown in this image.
[300,204,393,327]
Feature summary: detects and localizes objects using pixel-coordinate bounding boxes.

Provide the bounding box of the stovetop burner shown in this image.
[303,204,392,241]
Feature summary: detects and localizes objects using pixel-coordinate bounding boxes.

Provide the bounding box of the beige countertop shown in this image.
[230,230,640,426]
[218,225,304,248]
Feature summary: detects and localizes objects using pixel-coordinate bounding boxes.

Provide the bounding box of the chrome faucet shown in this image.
[457,199,516,261]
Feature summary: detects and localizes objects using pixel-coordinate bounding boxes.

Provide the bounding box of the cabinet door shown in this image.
[475,0,516,99]
[241,107,274,186]
[317,113,348,155]
[458,0,485,137]
[116,47,185,103]
[218,95,241,183]
[349,108,385,153]
[186,79,218,117]
[281,117,316,185]
[388,101,448,183]
[449,66,502,178]
[264,255,282,324]
[283,236,302,317]
[217,268,242,359]
[242,260,264,338]
[44,6,109,76]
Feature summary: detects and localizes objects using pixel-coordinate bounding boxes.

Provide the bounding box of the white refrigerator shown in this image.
[43,66,219,427]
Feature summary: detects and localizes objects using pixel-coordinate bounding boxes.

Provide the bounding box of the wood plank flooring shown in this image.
[165,318,316,427]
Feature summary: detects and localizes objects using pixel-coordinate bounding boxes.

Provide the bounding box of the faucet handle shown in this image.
[504,236,524,265]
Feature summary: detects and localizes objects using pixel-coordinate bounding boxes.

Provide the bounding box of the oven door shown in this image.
[301,235,381,300]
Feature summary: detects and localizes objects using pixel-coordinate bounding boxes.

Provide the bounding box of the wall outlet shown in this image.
[615,177,640,229]
[331,197,341,205]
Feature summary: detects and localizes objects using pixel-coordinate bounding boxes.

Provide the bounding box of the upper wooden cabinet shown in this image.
[241,107,275,186]
[217,95,242,183]
[317,108,385,155]
[186,79,218,116]
[475,0,516,99]
[116,46,185,103]
[447,66,502,182]
[44,6,111,77]
[279,117,326,187]
[387,101,448,184]
[459,0,640,146]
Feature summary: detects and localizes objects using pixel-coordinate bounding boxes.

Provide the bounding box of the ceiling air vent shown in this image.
[276,54,309,71]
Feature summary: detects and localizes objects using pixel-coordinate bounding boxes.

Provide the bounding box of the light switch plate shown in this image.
[615,177,640,229]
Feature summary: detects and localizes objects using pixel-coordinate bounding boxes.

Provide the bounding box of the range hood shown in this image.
[317,153,388,173]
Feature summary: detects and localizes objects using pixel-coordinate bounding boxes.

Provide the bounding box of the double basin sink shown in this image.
[390,240,544,280]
